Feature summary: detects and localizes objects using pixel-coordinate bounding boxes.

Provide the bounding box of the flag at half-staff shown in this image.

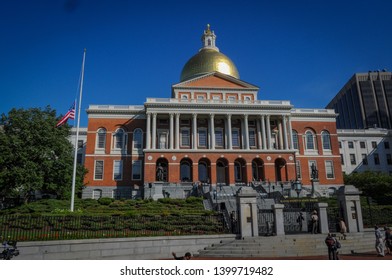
[56,101,76,127]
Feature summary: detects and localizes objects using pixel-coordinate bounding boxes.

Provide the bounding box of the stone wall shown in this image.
[16,234,236,260]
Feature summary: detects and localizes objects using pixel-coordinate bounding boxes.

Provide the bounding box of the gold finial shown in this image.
[205,24,212,34]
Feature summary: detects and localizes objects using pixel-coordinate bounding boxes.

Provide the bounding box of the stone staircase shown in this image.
[195,230,377,258]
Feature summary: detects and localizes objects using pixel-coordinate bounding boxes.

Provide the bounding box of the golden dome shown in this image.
[180,25,240,82]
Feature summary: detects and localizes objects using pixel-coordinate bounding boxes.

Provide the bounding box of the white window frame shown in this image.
[113,160,123,181]
[198,128,207,148]
[249,128,256,148]
[132,128,143,151]
[325,160,335,179]
[321,131,331,151]
[94,160,104,180]
[180,128,190,147]
[292,130,299,150]
[95,128,106,154]
[232,128,240,147]
[112,128,127,153]
[215,128,224,147]
[132,160,142,180]
[305,130,316,150]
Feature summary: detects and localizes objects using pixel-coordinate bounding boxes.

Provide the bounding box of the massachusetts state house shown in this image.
[83,25,343,199]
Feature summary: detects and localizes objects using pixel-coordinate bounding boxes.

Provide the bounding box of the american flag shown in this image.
[56,102,76,127]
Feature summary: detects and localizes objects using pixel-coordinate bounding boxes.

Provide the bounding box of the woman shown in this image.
[339,218,347,240]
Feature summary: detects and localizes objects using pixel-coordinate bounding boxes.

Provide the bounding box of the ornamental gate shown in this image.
[282,199,318,234]
[258,209,274,236]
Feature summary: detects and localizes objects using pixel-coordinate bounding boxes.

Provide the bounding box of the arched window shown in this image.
[133,128,143,150]
[305,130,315,150]
[292,130,299,150]
[180,161,192,182]
[234,161,242,182]
[198,162,208,182]
[96,128,106,150]
[321,131,331,150]
[113,128,127,150]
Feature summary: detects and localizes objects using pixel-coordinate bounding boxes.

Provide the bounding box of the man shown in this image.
[375,226,385,257]
[325,233,338,260]
[311,210,319,234]
[172,252,191,260]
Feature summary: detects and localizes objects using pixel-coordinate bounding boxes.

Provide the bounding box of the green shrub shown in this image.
[98,197,114,205]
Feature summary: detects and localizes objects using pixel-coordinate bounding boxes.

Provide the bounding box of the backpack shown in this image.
[335,240,341,249]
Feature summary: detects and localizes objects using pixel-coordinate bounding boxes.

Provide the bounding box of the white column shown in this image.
[257,118,262,150]
[278,119,284,150]
[244,114,249,150]
[146,113,151,149]
[288,116,294,149]
[261,115,266,150]
[169,113,174,150]
[266,115,271,150]
[210,113,215,149]
[226,114,232,150]
[192,113,198,150]
[175,113,180,149]
[151,113,157,149]
[282,115,288,150]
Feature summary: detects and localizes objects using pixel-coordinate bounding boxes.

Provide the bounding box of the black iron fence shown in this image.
[0,214,228,242]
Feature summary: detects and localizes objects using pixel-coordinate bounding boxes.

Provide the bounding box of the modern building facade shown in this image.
[326,71,392,129]
[82,25,343,199]
[338,128,392,175]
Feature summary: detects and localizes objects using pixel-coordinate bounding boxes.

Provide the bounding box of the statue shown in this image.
[156,164,164,181]
[311,163,318,180]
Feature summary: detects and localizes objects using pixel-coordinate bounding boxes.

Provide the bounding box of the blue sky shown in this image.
[1,0,392,127]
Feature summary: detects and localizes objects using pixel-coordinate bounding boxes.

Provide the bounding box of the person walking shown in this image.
[311,210,319,234]
[325,233,339,260]
[384,226,392,255]
[375,226,385,257]
[339,218,347,240]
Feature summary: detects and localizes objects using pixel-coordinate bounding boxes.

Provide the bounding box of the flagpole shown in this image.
[70,49,86,212]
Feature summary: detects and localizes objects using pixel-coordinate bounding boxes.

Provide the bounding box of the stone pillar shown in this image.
[316,203,329,234]
[151,113,157,149]
[226,114,232,150]
[175,113,180,149]
[282,116,288,150]
[266,115,271,149]
[288,116,294,149]
[244,114,249,150]
[272,204,285,236]
[146,113,151,149]
[209,113,215,149]
[261,115,266,150]
[192,113,198,150]
[169,113,174,150]
[236,187,259,238]
[337,185,364,233]
[257,118,262,150]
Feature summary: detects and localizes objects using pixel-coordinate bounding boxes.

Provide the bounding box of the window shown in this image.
[212,96,220,102]
[180,161,191,182]
[181,128,190,147]
[96,128,106,150]
[362,154,368,165]
[372,141,377,149]
[181,95,188,100]
[113,160,123,181]
[77,140,84,149]
[374,153,380,165]
[350,154,356,165]
[340,154,344,165]
[321,131,331,150]
[325,161,334,179]
[228,96,236,103]
[305,131,315,150]
[348,141,354,149]
[132,160,142,180]
[133,128,143,150]
[292,131,299,150]
[215,129,224,147]
[385,142,390,149]
[113,128,127,150]
[387,154,392,165]
[360,141,366,149]
[249,129,256,147]
[198,129,207,147]
[296,160,302,179]
[232,129,240,147]
[94,160,104,180]
[197,95,205,101]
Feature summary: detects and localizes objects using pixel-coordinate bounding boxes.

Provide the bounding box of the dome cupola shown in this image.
[180,25,240,82]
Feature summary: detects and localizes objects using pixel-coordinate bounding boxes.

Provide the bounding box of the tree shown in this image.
[0,106,87,203]
[344,171,392,204]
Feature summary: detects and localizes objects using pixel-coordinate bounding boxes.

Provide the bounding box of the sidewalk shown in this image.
[193,251,392,260]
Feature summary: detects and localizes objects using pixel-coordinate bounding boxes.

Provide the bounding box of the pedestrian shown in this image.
[311,210,319,234]
[375,226,385,257]
[172,252,191,260]
[339,218,347,240]
[325,233,339,260]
